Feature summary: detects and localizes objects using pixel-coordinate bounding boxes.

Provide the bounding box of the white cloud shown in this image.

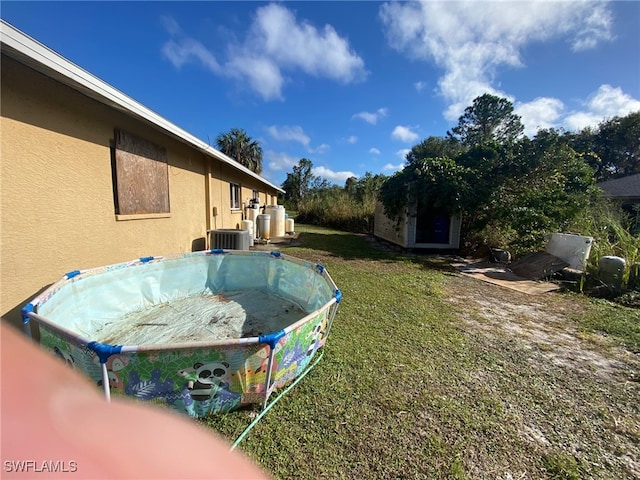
[227,54,285,101]
[584,84,640,117]
[252,4,367,83]
[267,125,330,154]
[515,85,640,136]
[346,136,358,144]
[396,148,411,160]
[352,107,388,125]
[312,166,357,184]
[379,1,614,121]
[391,125,419,143]
[265,150,299,172]
[311,143,331,154]
[571,5,614,52]
[161,5,367,101]
[515,97,565,137]
[369,147,381,155]
[267,125,311,147]
[162,37,222,73]
[161,16,182,37]
[383,162,405,172]
[414,81,427,92]
[564,84,640,131]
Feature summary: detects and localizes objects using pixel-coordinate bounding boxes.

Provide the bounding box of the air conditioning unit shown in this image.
[210,229,250,250]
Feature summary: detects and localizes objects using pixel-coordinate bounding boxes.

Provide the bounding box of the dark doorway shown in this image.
[415,207,451,244]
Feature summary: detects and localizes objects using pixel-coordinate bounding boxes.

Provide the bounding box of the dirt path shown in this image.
[443,273,640,478]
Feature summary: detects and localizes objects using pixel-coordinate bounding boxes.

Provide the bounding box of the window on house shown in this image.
[230,183,241,210]
[112,129,169,215]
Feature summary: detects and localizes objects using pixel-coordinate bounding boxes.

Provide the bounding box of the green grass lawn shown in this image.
[203,224,640,479]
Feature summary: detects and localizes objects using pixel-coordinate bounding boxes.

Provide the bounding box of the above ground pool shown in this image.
[22,250,341,417]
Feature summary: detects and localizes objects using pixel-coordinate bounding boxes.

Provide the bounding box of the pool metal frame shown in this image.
[22,250,341,415]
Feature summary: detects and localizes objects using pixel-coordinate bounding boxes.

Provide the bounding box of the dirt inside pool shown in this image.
[95,290,306,345]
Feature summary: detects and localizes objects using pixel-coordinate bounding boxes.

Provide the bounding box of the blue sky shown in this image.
[2,1,639,187]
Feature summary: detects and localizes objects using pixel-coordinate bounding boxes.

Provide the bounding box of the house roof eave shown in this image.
[0,20,284,194]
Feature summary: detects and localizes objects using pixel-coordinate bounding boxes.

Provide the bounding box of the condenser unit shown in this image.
[210,229,250,250]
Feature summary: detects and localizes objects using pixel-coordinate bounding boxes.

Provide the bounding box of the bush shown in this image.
[568,198,640,286]
[296,188,376,234]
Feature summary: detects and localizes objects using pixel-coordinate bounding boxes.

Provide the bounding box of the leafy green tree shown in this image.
[405,136,463,166]
[562,127,603,177]
[378,157,468,222]
[482,130,598,253]
[592,111,640,180]
[447,94,524,147]
[379,96,597,256]
[344,176,357,196]
[215,128,263,174]
[281,158,315,207]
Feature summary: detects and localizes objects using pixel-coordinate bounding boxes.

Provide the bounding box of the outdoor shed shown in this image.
[374,201,461,250]
[0,20,284,326]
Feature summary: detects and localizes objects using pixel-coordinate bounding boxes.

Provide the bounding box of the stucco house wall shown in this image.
[0,22,283,326]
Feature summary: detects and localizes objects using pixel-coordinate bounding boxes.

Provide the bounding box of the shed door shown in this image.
[415,207,450,244]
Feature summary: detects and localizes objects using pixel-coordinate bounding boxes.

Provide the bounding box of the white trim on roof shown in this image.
[0,19,284,193]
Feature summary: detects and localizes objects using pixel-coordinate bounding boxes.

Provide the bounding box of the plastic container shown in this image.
[545,233,593,271]
[257,214,271,240]
[599,256,625,289]
[285,218,295,235]
[241,220,254,247]
[264,205,286,238]
[245,205,260,235]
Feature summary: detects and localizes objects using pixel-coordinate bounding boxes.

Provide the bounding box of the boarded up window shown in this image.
[113,129,169,215]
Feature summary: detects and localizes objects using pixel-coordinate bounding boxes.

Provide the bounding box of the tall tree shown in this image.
[447,94,524,147]
[563,111,640,181]
[215,128,263,174]
[344,176,357,196]
[352,172,387,203]
[281,158,315,207]
[405,136,462,166]
[593,111,640,180]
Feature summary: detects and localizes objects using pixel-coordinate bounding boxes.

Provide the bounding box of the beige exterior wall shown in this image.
[0,56,280,325]
[374,201,408,247]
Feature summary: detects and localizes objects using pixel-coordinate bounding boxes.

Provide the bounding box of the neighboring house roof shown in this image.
[0,20,284,194]
[596,173,640,201]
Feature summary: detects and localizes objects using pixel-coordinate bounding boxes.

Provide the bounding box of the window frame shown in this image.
[230,183,241,210]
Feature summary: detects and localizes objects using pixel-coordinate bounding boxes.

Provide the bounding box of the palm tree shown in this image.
[215,128,263,174]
